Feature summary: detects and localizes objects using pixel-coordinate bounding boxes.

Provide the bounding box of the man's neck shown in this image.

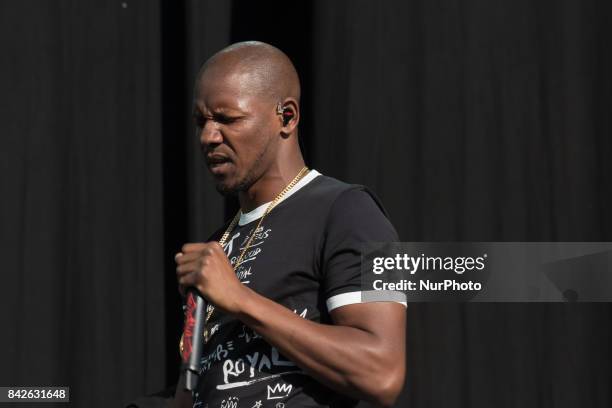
[238,161,306,213]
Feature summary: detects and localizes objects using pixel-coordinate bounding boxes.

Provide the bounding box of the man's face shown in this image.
[193,67,279,195]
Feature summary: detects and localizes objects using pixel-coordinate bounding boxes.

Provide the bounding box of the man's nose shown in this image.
[199,120,223,147]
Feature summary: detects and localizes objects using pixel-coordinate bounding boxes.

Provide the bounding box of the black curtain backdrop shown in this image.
[1,1,611,407]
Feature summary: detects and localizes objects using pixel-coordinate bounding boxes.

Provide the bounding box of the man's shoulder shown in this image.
[304,174,390,219]
[205,172,391,240]
[302,174,359,200]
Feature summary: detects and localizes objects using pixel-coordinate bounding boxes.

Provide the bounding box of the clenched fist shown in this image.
[175,242,248,315]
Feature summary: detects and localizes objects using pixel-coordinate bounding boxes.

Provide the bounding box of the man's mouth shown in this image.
[206,154,233,175]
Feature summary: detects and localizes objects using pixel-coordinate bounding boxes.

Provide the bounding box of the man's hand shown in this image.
[175,242,247,315]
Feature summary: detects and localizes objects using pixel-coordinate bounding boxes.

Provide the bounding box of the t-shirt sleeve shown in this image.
[321,187,406,312]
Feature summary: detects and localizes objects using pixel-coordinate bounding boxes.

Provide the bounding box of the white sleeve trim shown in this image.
[326,291,408,312]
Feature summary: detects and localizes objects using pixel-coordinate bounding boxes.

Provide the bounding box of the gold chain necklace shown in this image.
[181,166,310,353]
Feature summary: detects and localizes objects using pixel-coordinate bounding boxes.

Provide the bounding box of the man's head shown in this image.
[193,41,301,195]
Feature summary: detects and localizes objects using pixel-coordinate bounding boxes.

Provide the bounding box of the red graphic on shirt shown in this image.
[181,292,197,363]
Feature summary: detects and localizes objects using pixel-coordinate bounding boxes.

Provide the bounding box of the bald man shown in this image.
[174,42,406,408]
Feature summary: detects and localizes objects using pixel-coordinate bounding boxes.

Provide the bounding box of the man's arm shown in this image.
[177,242,406,407]
[236,289,406,407]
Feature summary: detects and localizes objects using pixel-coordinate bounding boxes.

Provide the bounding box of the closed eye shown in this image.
[193,113,241,127]
[213,114,240,125]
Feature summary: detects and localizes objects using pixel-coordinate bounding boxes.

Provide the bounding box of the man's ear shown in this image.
[278,98,299,137]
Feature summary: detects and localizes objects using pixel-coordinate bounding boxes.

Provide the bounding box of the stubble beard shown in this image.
[214,140,270,196]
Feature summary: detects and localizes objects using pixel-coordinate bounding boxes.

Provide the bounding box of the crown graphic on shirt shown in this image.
[266,383,292,400]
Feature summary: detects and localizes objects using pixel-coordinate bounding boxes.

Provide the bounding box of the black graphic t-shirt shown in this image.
[191,171,401,408]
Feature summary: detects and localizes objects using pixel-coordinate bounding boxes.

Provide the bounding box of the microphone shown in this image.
[181,289,207,391]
